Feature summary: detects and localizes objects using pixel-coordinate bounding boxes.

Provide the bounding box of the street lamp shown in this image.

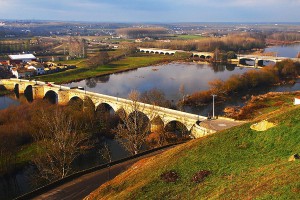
[212,94,217,119]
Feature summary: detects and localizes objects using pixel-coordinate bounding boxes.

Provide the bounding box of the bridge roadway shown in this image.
[1,78,243,138]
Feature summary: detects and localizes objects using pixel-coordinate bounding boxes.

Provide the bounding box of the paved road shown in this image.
[33,148,171,200]
[202,119,245,131]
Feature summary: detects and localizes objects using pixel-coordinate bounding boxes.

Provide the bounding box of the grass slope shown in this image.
[87,106,300,200]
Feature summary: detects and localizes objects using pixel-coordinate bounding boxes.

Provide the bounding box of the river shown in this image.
[1,43,300,199]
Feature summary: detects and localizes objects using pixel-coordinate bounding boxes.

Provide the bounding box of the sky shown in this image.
[1,0,300,22]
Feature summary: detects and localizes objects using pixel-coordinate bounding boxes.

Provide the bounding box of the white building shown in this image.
[8,54,37,65]
[27,65,45,75]
[295,97,300,105]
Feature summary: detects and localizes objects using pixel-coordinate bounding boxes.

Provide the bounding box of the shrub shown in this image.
[160,170,179,183]
[191,170,212,183]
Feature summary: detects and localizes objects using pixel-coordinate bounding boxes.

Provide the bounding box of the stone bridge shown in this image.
[237,54,288,67]
[138,48,214,59]
[138,48,177,55]
[1,78,218,138]
[191,52,214,59]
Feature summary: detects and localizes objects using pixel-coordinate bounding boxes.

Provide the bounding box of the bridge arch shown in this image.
[68,96,84,110]
[127,110,151,132]
[96,102,116,114]
[44,90,58,104]
[24,85,33,102]
[95,101,121,114]
[200,55,205,59]
[14,83,20,98]
[164,120,190,138]
[206,55,212,59]
[160,52,164,55]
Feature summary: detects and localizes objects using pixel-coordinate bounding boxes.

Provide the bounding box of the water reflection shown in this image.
[64,63,252,103]
[264,43,300,57]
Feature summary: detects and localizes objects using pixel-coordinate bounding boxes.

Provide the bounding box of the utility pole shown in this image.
[212,94,217,119]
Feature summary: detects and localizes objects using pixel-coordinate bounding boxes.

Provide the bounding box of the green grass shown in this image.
[175,34,204,40]
[88,106,300,200]
[36,53,177,84]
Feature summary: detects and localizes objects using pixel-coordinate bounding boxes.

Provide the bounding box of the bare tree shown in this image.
[32,108,91,182]
[140,88,171,108]
[87,51,110,68]
[113,90,150,155]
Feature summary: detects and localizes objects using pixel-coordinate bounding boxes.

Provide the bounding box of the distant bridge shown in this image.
[237,54,293,67]
[138,48,214,59]
[1,78,219,138]
[138,48,177,55]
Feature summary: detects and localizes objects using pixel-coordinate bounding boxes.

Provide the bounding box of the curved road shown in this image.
[32,148,172,200]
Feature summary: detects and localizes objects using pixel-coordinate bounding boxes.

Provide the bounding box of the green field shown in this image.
[88,105,300,200]
[36,53,176,84]
[175,34,203,40]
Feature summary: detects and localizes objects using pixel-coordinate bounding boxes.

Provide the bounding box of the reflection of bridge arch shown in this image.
[44,90,58,104]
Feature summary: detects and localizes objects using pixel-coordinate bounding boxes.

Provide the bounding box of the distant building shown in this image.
[27,65,45,75]
[8,54,36,65]
[11,67,35,79]
[295,97,300,105]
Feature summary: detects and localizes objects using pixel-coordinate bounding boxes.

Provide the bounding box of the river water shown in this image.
[1,43,300,199]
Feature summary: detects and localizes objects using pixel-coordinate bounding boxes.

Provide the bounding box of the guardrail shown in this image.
[14,142,186,200]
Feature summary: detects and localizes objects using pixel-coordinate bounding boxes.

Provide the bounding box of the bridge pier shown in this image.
[190,124,216,138]
[32,85,45,99]
[255,59,264,67]
[57,90,70,105]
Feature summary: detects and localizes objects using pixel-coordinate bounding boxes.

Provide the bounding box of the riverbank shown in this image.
[35,53,182,84]
[184,60,300,107]
[224,91,300,120]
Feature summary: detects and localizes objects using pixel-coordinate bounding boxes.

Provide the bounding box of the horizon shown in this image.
[1,19,300,25]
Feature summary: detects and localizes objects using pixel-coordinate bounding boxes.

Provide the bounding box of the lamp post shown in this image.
[212,94,217,119]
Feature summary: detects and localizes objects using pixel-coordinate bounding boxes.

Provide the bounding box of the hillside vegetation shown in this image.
[86,105,300,200]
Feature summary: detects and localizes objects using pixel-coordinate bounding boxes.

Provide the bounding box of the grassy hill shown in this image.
[86,105,300,200]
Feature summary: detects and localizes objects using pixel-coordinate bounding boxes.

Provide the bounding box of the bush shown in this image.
[160,170,180,183]
[191,170,211,183]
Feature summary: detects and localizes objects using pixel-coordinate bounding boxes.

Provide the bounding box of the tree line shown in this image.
[117,27,168,39]
[139,33,265,52]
